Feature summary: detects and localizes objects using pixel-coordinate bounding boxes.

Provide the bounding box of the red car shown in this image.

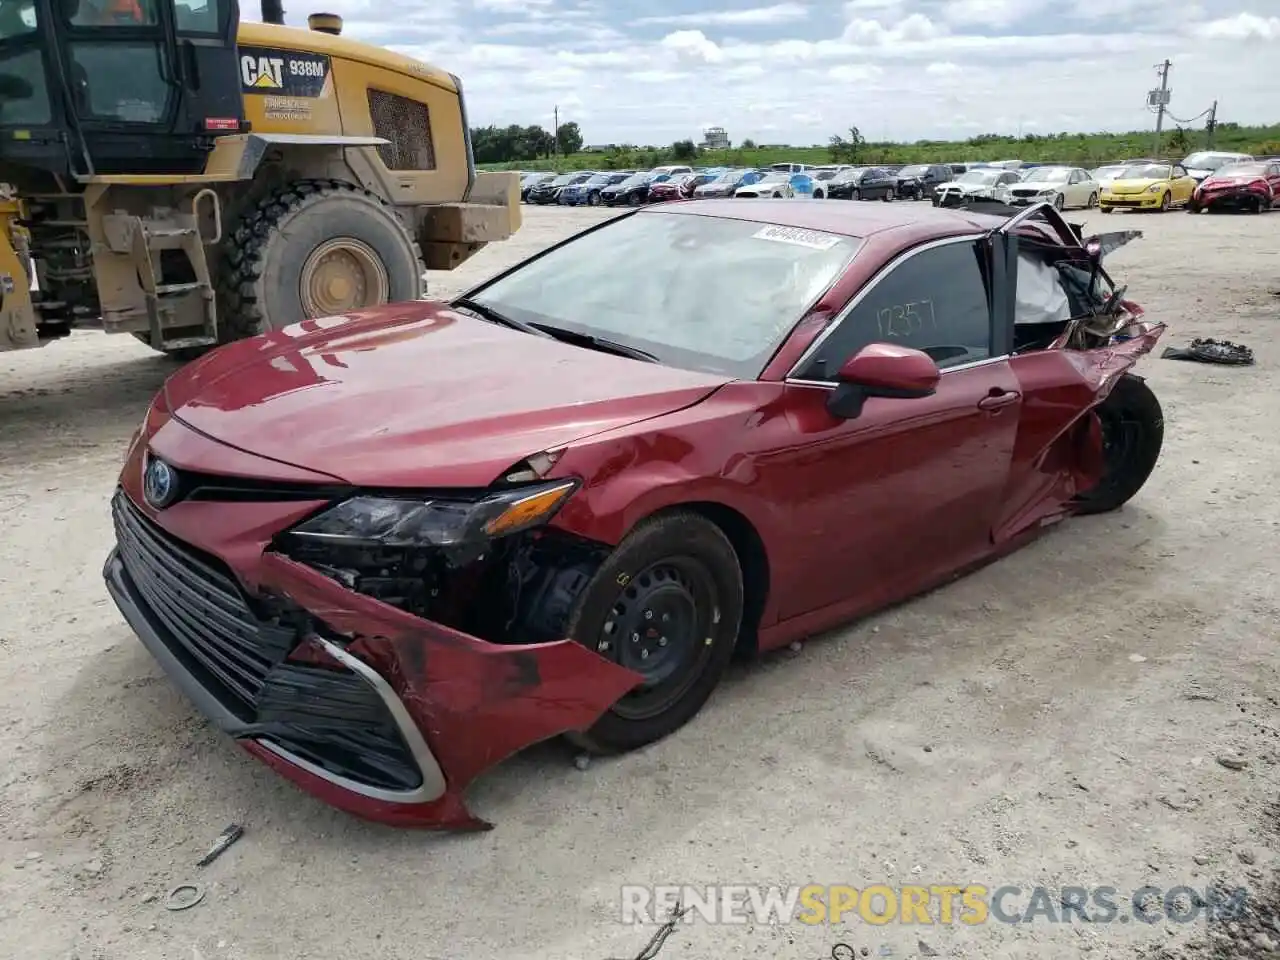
[105,200,1166,830]
[1188,159,1280,213]
[646,172,713,201]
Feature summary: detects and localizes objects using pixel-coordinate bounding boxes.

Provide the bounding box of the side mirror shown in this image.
[826,343,941,420]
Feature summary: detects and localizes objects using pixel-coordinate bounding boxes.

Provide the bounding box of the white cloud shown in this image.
[941,0,1048,28]
[828,63,884,82]
[1198,12,1280,40]
[660,29,727,64]
[632,3,810,27]
[925,61,962,76]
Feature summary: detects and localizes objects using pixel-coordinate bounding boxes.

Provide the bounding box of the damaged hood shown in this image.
[163,302,729,488]
[1105,178,1163,195]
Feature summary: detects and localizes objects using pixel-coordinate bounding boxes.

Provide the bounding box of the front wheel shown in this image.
[1159,191,1171,212]
[852,188,861,200]
[587,191,602,206]
[565,512,743,754]
[1073,374,1164,515]
[882,186,895,202]
[1087,191,1098,208]
[1053,192,1065,211]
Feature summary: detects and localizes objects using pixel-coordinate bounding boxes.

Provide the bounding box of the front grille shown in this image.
[113,490,295,716]
[367,89,436,171]
[111,490,423,793]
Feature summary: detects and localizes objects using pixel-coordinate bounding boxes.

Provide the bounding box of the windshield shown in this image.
[1093,166,1124,178]
[1214,162,1266,177]
[583,174,613,186]
[617,174,649,188]
[1118,163,1170,180]
[549,174,578,186]
[958,170,1000,184]
[897,165,928,178]
[758,172,790,184]
[1021,167,1070,183]
[814,170,838,181]
[712,170,744,183]
[1183,152,1242,169]
[465,211,861,378]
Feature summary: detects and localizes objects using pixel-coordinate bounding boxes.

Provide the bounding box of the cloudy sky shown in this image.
[257,0,1276,145]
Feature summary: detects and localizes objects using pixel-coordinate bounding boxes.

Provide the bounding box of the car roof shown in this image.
[645,198,1008,240]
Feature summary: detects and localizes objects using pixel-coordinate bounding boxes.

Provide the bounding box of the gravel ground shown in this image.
[1,202,1278,960]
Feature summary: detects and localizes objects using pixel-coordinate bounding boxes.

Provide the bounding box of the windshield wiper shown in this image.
[452,297,552,338]
[530,323,659,363]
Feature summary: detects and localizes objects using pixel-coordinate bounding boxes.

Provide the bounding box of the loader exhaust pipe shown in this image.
[261,0,285,24]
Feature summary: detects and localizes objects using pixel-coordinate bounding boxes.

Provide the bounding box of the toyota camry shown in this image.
[105,199,1166,830]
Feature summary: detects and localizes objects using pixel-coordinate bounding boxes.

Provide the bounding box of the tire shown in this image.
[1251,196,1265,214]
[1185,201,1200,214]
[1073,374,1164,515]
[1087,191,1098,208]
[1159,191,1171,212]
[628,192,643,206]
[1053,192,1065,211]
[852,188,861,201]
[1100,206,1114,214]
[814,190,824,199]
[587,191,602,206]
[565,511,744,754]
[882,186,895,202]
[217,180,423,341]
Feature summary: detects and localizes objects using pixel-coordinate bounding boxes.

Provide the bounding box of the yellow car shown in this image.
[1099,161,1198,212]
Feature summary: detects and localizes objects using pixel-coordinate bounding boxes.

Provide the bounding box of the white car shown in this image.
[1182,151,1253,182]
[734,171,796,198]
[1090,164,1128,185]
[1006,166,1100,210]
[931,168,1021,205]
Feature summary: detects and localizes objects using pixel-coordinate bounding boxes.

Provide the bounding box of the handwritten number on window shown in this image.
[876,299,936,339]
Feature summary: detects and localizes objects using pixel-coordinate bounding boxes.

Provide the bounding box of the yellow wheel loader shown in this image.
[0,0,519,357]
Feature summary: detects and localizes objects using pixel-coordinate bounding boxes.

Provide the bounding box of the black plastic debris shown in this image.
[196,823,244,867]
[1161,338,1254,365]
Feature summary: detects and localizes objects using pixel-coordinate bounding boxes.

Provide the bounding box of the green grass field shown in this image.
[479,124,1280,174]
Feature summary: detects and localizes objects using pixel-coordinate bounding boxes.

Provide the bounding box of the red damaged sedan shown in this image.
[1188,159,1280,213]
[104,199,1166,830]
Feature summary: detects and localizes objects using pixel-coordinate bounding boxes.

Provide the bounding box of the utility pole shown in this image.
[1150,59,1171,158]
[1206,99,1218,149]
[553,105,559,160]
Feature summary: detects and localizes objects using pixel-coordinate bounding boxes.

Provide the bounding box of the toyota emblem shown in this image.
[143,454,178,509]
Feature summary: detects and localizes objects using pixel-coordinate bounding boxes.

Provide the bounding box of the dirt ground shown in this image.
[1,202,1278,960]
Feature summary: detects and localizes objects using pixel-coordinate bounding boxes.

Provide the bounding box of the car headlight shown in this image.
[1146,184,1164,193]
[289,478,578,548]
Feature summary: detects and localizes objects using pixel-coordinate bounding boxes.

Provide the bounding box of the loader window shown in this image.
[67,0,158,26]
[0,47,52,125]
[68,42,170,123]
[0,0,37,36]
[174,0,224,33]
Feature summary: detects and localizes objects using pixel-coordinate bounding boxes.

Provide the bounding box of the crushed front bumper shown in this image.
[103,470,642,829]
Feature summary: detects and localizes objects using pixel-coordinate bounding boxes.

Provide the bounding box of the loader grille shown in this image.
[367,90,436,171]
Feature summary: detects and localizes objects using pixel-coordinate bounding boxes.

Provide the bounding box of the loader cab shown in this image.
[0,0,244,178]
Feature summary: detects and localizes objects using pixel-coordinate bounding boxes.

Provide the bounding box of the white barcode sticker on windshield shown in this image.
[751,224,843,250]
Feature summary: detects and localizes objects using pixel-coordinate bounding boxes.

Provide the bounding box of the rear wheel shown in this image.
[1087,191,1098,208]
[587,190,602,206]
[565,512,743,754]
[217,180,423,341]
[1053,192,1065,210]
[882,186,895,202]
[852,188,862,201]
[1074,374,1164,515]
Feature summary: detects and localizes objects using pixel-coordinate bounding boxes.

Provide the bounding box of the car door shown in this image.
[1267,162,1280,200]
[1171,164,1195,203]
[869,168,893,198]
[769,235,1022,620]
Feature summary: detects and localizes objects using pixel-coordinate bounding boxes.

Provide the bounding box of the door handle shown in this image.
[978,390,1020,411]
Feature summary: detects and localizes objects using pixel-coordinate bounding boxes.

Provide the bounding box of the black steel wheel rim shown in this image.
[595,558,720,721]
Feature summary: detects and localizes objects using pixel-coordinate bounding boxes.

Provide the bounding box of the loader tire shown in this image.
[217,179,424,341]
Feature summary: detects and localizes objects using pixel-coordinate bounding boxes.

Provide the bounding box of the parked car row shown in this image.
[515,150,1276,214]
